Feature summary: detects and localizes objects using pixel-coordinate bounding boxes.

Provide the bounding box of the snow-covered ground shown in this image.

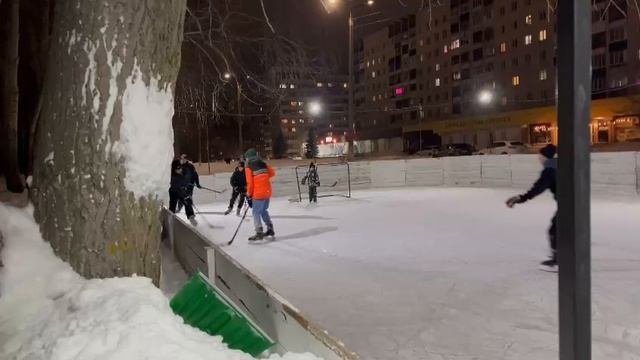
[0,204,320,360]
[190,188,640,360]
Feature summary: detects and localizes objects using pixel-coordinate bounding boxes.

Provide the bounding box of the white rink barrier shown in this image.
[162,210,360,359]
[192,152,640,205]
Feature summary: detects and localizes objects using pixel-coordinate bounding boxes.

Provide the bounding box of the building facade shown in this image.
[271,68,349,157]
[355,0,640,151]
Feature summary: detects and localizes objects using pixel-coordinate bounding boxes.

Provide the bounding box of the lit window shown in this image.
[282,119,288,124]
[419,39,424,46]
[317,82,323,87]
[512,75,520,86]
[292,127,297,132]
[525,35,532,45]
[378,94,382,100]
[366,61,370,67]
[444,45,449,53]
[290,101,297,106]
[343,83,348,88]
[290,84,295,89]
[328,83,333,87]
[435,78,441,87]
[372,96,376,102]
[435,63,440,71]
[453,71,461,80]
[300,119,305,124]
[540,69,547,80]
[539,29,547,41]
[292,119,296,124]
[525,14,532,24]
[372,59,376,65]
[500,42,507,53]
[451,39,460,49]
[280,84,287,89]
[298,101,304,106]
[420,54,424,62]
[371,71,376,78]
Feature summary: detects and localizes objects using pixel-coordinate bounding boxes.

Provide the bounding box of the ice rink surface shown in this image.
[191,188,640,360]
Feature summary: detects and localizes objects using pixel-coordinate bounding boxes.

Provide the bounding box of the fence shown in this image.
[192,152,640,205]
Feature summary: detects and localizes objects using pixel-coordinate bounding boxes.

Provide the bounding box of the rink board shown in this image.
[163,210,360,360]
[191,152,640,206]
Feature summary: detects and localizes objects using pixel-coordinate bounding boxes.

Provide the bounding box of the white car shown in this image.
[477,141,530,155]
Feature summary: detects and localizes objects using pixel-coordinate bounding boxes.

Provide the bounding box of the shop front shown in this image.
[613,116,640,142]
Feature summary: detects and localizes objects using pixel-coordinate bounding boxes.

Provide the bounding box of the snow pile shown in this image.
[117,62,174,201]
[0,204,321,360]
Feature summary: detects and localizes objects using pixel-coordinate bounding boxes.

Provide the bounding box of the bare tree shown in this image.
[31,0,187,284]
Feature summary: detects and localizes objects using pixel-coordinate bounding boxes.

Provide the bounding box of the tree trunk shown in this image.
[32,0,187,284]
[0,0,25,193]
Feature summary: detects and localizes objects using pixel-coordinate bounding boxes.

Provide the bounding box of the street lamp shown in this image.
[308,101,323,116]
[478,90,494,105]
[223,72,232,80]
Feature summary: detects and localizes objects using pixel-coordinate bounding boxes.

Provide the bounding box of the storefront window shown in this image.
[613,116,640,142]
[596,122,609,143]
[530,123,552,144]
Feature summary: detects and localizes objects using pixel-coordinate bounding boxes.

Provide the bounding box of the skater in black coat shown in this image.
[301,162,320,203]
[225,162,247,215]
[506,144,557,272]
[169,165,196,224]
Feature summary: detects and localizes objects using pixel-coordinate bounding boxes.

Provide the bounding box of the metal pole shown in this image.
[557,0,591,359]
[419,104,423,151]
[347,10,355,160]
[237,82,243,154]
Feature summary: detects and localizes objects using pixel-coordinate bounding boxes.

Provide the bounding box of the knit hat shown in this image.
[539,144,557,159]
[244,148,258,159]
[238,161,245,167]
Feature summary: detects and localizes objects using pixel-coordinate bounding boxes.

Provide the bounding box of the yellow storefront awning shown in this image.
[403,96,640,134]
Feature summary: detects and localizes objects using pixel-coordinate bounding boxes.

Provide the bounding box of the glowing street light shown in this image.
[478,90,494,105]
[367,0,374,5]
[223,72,231,80]
[308,101,322,116]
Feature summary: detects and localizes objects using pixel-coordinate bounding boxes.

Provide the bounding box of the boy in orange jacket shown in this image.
[244,148,276,240]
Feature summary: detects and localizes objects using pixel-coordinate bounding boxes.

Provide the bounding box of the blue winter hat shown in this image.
[539,144,557,159]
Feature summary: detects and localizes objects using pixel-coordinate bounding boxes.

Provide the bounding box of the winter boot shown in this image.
[539,259,558,272]
[264,227,275,238]
[188,215,198,226]
[248,232,264,241]
[224,207,232,215]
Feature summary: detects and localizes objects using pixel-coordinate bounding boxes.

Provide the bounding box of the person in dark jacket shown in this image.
[301,162,320,203]
[506,144,557,272]
[169,164,197,225]
[225,162,247,216]
[179,154,201,195]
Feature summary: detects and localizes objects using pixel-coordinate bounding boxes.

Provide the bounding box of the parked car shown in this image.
[415,145,441,157]
[437,143,476,157]
[476,141,530,155]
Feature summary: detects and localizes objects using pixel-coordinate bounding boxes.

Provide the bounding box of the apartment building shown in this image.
[355,0,640,151]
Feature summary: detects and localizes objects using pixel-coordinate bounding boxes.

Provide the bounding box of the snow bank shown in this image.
[117,62,174,201]
[0,204,321,360]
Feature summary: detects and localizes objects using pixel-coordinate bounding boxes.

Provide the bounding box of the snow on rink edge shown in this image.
[0,204,321,360]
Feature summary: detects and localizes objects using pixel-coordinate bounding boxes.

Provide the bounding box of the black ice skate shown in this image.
[236,208,241,216]
[264,228,275,239]
[248,232,264,241]
[224,208,232,215]
[539,259,558,273]
[188,215,198,226]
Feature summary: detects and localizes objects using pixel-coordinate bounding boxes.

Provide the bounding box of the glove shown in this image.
[246,198,253,208]
[505,195,522,208]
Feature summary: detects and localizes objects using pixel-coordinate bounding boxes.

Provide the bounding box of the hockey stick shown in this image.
[200,186,227,194]
[321,180,339,188]
[190,202,216,229]
[227,201,250,246]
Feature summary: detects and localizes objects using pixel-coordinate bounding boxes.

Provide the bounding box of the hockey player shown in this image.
[244,148,276,241]
[169,163,197,225]
[505,144,557,272]
[225,161,247,216]
[301,162,320,203]
[179,154,201,197]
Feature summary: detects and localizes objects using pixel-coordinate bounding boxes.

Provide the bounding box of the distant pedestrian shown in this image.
[225,161,247,216]
[506,144,557,272]
[301,162,320,203]
[244,148,276,241]
[169,163,196,225]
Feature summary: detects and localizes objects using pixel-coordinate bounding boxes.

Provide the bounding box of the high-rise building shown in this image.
[355,0,640,151]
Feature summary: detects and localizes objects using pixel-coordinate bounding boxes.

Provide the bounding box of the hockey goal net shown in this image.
[290,162,352,202]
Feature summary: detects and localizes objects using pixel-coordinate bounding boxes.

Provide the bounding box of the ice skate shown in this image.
[539,259,558,273]
[224,207,232,215]
[264,227,275,239]
[248,232,264,241]
[236,208,241,216]
[188,215,198,226]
